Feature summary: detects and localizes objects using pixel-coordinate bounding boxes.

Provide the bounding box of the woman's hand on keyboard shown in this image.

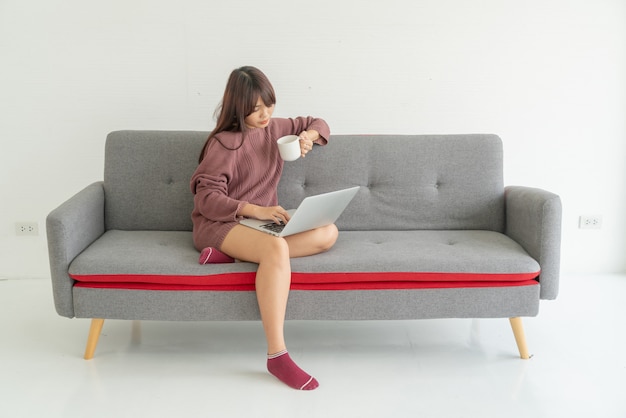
[255,205,291,224]
[239,204,290,224]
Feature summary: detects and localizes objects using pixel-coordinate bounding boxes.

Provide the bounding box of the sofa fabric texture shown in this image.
[279,134,505,233]
[68,230,539,286]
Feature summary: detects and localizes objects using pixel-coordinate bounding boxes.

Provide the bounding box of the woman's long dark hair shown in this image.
[198,66,276,163]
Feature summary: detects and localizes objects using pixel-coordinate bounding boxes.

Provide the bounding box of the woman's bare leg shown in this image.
[221,225,291,353]
[221,223,338,350]
[219,223,338,389]
[285,223,338,258]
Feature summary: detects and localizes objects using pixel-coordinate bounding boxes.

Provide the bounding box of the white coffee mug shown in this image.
[276,135,301,161]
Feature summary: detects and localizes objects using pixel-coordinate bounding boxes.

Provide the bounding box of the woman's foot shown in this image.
[198,247,234,264]
[267,350,319,390]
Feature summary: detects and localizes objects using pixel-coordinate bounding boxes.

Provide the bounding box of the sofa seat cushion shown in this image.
[69,230,540,291]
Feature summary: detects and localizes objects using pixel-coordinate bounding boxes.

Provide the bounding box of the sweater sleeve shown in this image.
[190,145,248,222]
[271,116,331,145]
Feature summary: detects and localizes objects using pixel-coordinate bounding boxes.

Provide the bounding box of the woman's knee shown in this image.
[260,236,291,262]
[318,224,339,252]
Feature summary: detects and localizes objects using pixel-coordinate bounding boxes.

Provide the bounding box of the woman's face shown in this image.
[244,97,274,129]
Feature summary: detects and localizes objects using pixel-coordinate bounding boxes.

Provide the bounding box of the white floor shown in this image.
[1,274,625,418]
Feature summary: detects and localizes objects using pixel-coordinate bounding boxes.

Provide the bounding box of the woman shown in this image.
[190,66,337,390]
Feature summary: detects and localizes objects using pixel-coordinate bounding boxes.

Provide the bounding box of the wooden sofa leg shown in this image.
[84,318,105,360]
[509,317,530,359]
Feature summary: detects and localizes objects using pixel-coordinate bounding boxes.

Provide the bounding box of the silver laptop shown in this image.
[239,186,360,237]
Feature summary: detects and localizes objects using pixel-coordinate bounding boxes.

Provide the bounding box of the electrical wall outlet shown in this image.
[579,215,602,229]
[15,222,39,236]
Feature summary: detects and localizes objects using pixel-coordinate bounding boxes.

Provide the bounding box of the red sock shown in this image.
[267,350,319,390]
[198,247,234,264]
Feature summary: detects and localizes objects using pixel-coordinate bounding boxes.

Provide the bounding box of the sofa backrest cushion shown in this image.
[104,131,504,232]
[278,134,505,232]
[104,130,206,231]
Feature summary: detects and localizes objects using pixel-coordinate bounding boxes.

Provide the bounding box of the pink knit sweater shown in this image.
[190,117,330,250]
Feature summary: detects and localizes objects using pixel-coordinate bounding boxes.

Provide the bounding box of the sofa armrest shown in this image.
[504,186,562,300]
[46,182,105,318]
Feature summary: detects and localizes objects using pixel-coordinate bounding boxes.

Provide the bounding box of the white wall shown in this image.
[1,0,624,279]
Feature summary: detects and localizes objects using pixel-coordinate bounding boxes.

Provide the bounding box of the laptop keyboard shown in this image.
[261,222,285,233]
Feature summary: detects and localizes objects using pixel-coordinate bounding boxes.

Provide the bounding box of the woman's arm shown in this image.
[190,140,248,222]
[271,117,330,145]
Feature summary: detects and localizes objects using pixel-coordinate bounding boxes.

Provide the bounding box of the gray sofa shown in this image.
[46,130,562,360]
